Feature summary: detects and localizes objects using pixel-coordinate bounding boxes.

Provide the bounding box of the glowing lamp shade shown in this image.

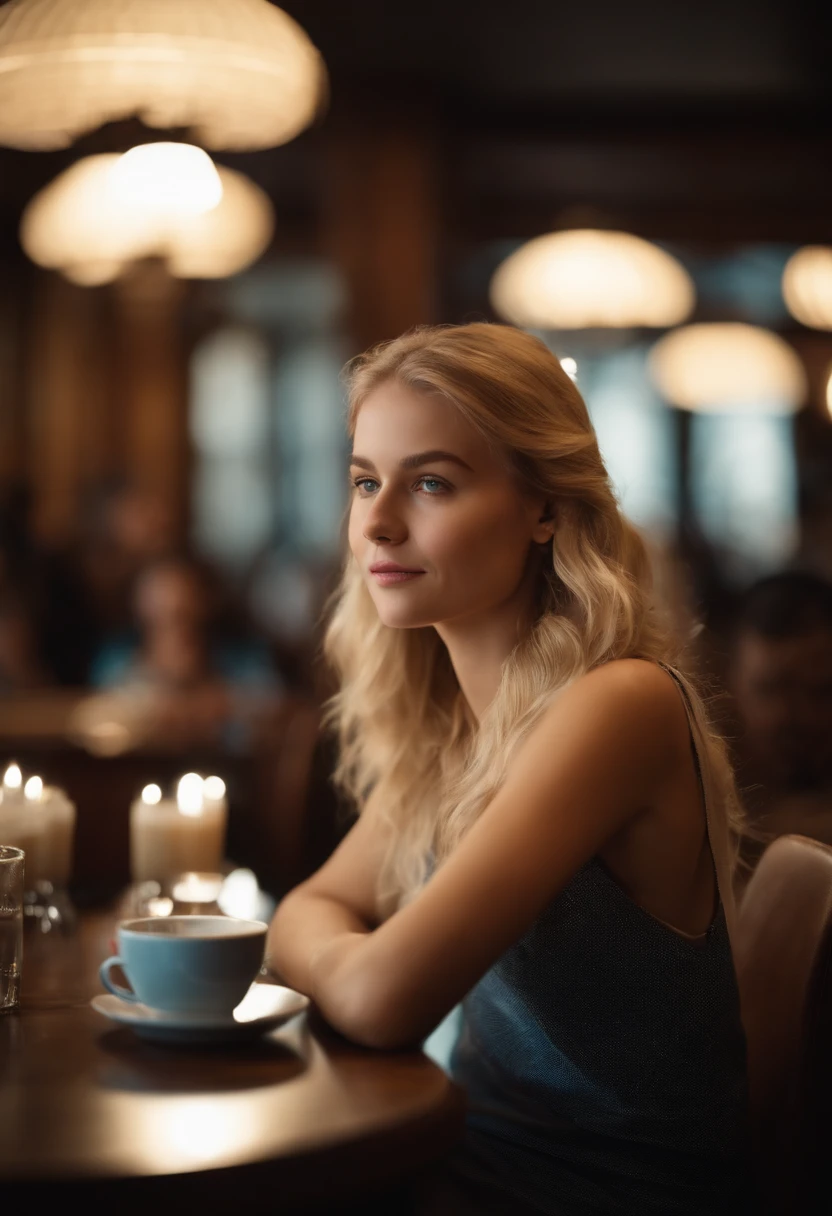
[0,0,326,152]
[490,229,695,330]
[110,143,223,218]
[782,246,832,331]
[649,323,807,414]
[21,149,275,283]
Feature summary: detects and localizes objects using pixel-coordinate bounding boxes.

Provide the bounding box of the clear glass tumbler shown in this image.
[0,845,24,1011]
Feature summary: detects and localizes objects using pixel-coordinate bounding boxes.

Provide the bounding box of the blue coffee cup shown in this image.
[99,915,268,1017]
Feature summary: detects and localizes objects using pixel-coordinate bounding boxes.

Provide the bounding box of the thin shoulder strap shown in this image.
[656,661,739,944]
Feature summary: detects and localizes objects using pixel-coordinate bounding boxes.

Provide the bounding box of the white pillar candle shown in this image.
[0,805,43,887]
[0,768,43,886]
[202,774,229,845]
[129,775,227,884]
[175,773,227,873]
[39,786,76,886]
[0,768,77,889]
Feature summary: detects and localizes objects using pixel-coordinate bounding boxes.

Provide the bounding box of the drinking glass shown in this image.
[0,845,24,1011]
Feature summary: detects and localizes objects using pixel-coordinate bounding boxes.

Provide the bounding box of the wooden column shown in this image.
[26,272,110,545]
[323,102,440,352]
[111,260,190,544]
[0,258,27,488]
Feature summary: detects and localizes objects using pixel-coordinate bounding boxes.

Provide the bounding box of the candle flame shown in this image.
[172,872,223,904]
[177,772,204,817]
[203,775,226,801]
[141,783,162,806]
[3,763,22,790]
[24,776,43,802]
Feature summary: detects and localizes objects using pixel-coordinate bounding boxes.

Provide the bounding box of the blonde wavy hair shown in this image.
[320,323,747,917]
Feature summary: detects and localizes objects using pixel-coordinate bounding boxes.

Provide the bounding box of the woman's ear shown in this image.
[532,506,555,546]
[532,510,552,544]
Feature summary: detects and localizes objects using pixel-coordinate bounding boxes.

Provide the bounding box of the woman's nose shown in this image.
[363,495,406,544]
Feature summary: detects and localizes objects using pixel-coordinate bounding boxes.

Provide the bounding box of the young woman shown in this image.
[267,323,752,1215]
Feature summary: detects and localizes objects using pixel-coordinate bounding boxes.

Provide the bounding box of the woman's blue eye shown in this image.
[351,476,448,495]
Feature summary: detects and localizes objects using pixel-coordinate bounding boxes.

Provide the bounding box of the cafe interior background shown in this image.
[1,0,832,929]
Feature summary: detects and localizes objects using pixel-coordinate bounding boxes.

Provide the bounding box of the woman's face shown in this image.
[135,564,206,633]
[348,378,549,631]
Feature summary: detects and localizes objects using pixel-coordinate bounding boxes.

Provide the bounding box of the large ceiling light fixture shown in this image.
[782,246,832,331]
[490,229,695,330]
[20,147,275,284]
[0,0,326,151]
[648,323,807,414]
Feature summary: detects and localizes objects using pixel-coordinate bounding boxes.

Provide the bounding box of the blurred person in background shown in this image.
[245,546,341,698]
[730,571,832,871]
[90,552,284,749]
[77,476,178,643]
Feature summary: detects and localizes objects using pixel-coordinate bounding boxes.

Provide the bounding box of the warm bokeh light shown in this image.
[176,773,204,818]
[217,868,260,921]
[649,323,807,414]
[23,776,43,801]
[171,872,224,904]
[490,229,695,329]
[141,784,162,806]
[3,763,22,791]
[110,143,223,218]
[132,1095,264,1170]
[203,776,226,801]
[782,246,832,331]
[0,0,326,152]
[20,151,275,283]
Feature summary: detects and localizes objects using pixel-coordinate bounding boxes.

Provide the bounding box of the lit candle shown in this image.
[129,775,227,884]
[171,871,223,906]
[175,773,226,873]
[1,762,23,809]
[37,784,76,887]
[202,774,229,845]
[0,765,43,885]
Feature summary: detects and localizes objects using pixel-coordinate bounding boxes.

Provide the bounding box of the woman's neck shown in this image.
[435,552,542,723]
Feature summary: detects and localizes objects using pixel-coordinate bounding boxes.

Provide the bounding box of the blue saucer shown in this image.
[91,981,309,1043]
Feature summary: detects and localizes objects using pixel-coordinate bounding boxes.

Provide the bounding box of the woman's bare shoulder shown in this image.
[541,657,688,742]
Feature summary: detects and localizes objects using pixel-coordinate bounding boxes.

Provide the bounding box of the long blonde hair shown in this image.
[320,323,747,915]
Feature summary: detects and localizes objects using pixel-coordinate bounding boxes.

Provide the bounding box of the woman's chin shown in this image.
[375,603,439,630]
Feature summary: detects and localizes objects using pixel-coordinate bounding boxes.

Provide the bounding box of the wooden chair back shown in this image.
[733,834,832,1214]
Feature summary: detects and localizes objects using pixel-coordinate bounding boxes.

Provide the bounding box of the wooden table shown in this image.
[0,910,466,1214]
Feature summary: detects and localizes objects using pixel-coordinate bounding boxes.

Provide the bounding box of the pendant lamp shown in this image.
[0,0,326,151]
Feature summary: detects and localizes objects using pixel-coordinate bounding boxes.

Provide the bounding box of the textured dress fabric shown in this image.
[413,663,754,1215]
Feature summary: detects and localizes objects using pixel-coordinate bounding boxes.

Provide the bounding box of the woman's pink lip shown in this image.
[371,570,425,584]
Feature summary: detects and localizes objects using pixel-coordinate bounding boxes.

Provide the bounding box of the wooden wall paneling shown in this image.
[25,272,108,546]
[0,259,26,487]
[112,261,190,546]
[323,103,440,351]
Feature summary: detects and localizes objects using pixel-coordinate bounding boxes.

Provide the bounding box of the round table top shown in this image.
[1,908,465,1210]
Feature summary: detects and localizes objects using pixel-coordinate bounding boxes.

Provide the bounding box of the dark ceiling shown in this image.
[282,0,828,112]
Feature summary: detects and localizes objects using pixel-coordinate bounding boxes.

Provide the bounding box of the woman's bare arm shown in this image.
[265,782,394,995]
[295,659,691,1049]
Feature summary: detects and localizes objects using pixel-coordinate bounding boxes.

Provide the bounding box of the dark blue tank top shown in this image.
[446,666,753,1215]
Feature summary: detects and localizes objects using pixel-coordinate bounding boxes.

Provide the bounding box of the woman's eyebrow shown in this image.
[349,449,474,472]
